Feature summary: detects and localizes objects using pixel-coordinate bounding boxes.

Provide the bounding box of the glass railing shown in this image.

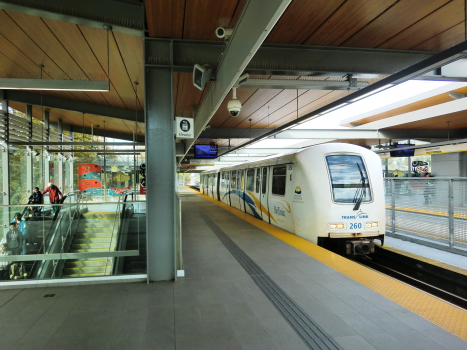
[0,194,146,282]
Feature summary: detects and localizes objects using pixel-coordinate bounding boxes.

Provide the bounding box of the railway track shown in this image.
[352,246,467,310]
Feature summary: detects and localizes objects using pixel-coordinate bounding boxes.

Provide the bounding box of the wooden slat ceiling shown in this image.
[0,1,464,144]
[146,0,466,147]
[0,9,143,136]
[342,86,467,127]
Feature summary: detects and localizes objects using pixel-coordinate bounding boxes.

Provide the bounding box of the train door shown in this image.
[215,172,221,200]
[224,172,231,205]
[230,170,241,210]
[269,165,295,233]
[244,168,256,216]
[239,170,245,212]
[260,167,270,222]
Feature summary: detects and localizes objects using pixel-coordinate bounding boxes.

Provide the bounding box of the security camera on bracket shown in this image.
[215,27,233,40]
[193,64,213,91]
[227,87,241,117]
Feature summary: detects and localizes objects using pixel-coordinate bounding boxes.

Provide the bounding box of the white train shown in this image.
[200,143,385,255]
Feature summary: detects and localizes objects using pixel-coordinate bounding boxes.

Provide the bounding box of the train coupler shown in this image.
[345,240,375,255]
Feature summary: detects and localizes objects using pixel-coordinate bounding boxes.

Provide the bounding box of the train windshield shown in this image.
[326,155,371,203]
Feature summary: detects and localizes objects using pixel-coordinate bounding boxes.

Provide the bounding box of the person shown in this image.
[28,187,44,216]
[424,174,434,204]
[0,244,11,280]
[6,223,22,256]
[42,182,63,215]
[9,262,27,280]
[11,213,27,255]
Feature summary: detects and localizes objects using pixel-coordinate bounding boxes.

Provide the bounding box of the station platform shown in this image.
[0,188,466,350]
[384,236,467,271]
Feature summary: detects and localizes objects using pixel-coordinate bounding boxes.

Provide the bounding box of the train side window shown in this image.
[262,168,267,194]
[246,169,255,191]
[226,172,230,189]
[221,173,224,189]
[255,168,261,193]
[237,170,242,190]
[272,166,286,195]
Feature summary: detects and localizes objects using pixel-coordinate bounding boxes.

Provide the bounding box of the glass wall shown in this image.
[0,108,147,283]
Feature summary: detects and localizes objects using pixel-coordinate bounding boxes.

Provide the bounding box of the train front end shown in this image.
[317,148,385,256]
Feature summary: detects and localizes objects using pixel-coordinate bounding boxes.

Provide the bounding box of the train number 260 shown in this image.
[349,223,362,229]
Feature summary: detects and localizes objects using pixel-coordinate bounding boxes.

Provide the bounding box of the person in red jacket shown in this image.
[42,182,63,215]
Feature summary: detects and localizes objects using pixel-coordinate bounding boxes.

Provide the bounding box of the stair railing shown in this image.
[50,192,83,278]
[104,190,132,274]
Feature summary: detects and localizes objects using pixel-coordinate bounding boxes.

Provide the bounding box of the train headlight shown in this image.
[366,222,379,228]
[329,223,345,230]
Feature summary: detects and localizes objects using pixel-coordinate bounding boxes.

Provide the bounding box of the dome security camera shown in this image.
[227,88,241,117]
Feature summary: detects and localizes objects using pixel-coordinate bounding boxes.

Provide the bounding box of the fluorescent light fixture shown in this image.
[0,78,110,92]
[298,115,319,124]
[350,84,394,102]
[321,103,347,114]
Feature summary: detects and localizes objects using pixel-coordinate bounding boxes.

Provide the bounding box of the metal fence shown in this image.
[384,178,467,256]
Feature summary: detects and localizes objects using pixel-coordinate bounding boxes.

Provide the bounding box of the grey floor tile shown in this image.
[364,333,411,350]
[336,312,386,336]
[420,328,467,350]
[311,312,358,338]
[334,335,377,350]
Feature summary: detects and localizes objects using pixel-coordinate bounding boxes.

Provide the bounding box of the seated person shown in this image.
[0,244,11,280]
[6,223,22,256]
[9,262,27,280]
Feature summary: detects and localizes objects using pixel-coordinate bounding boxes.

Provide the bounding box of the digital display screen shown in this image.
[390,144,415,157]
[194,144,218,159]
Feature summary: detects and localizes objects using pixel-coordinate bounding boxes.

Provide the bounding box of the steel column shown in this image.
[1,99,9,236]
[448,179,454,249]
[43,111,50,186]
[26,104,33,197]
[391,178,396,236]
[145,53,175,281]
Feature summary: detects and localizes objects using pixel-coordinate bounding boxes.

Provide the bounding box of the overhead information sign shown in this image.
[175,117,194,139]
[190,159,214,166]
[415,143,467,156]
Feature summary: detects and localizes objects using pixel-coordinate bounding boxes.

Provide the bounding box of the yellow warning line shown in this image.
[186,186,467,341]
[386,205,467,219]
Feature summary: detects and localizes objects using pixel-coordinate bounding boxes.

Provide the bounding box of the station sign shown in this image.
[175,117,194,139]
[415,143,467,156]
[190,159,214,166]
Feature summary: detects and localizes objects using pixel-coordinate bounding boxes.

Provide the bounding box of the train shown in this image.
[200,143,385,255]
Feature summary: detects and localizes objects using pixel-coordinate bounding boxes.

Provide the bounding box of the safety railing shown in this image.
[385,177,467,256]
[104,190,133,274]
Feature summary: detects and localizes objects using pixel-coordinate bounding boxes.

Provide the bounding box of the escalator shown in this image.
[27,194,78,278]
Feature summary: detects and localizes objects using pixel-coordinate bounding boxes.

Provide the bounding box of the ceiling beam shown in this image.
[0,78,109,91]
[0,0,144,37]
[1,89,144,122]
[218,147,298,155]
[199,128,270,139]
[275,128,467,139]
[146,38,437,77]
[220,39,467,157]
[238,79,369,90]
[173,0,292,164]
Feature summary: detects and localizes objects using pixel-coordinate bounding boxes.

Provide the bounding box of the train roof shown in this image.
[200,143,372,174]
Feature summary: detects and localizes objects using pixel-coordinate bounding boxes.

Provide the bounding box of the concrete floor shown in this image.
[0,192,465,350]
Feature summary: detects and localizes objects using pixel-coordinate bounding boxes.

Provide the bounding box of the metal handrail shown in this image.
[104,190,133,274]
[49,192,83,278]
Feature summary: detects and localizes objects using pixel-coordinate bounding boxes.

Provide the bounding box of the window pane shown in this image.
[326,155,371,203]
[237,171,242,190]
[262,168,267,194]
[246,169,254,191]
[272,166,286,195]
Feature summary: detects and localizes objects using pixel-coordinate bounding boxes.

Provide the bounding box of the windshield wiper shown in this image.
[353,163,367,211]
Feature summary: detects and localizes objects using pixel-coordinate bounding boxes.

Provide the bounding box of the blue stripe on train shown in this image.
[222,190,262,220]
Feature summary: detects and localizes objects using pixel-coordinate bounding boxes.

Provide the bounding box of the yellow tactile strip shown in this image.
[188,187,467,341]
[386,205,467,219]
[377,243,467,277]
